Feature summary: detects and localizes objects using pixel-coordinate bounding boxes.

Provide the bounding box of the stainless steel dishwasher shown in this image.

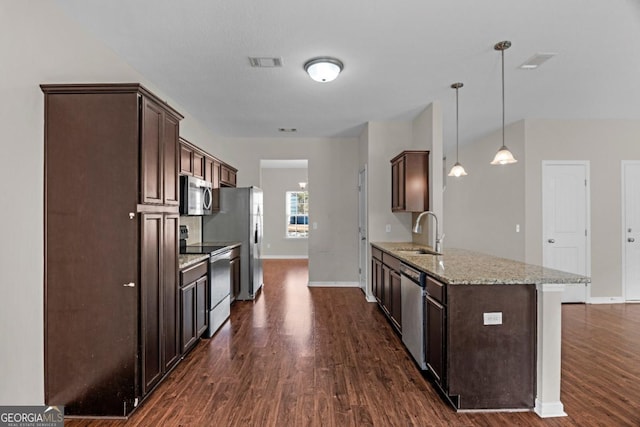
[400,263,427,369]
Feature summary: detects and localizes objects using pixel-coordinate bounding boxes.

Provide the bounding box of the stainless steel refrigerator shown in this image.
[202,187,263,300]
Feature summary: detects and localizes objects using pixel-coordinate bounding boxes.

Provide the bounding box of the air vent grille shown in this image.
[519,53,557,69]
[249,57,283,68]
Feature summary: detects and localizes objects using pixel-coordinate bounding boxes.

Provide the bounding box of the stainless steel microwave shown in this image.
[179,175,213,215]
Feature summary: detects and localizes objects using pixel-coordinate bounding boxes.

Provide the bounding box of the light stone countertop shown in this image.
[371,242,591,285]
[178,254,210,270]
[178,241,241,270]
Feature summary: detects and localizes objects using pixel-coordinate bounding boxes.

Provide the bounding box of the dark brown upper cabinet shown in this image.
[179,139,235,189]
[220,163,237,187]
[391,150,429,212]
[140,95,181,206]
[179,138,204,179]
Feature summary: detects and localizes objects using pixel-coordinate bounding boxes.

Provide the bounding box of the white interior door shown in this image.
[358,168,368,296]
[542,162,590,302]
[623,161,640,301]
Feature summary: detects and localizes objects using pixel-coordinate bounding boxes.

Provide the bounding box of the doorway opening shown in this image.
[260,159,309,260]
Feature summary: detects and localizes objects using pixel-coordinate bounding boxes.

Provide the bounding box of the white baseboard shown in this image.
[588,296,625,304]
[307,281,359,288]
[366,294,377,303]
[534,399,567,418]
[261,255,309,260]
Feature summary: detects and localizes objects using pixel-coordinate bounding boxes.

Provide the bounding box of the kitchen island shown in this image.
[371,242,590,418]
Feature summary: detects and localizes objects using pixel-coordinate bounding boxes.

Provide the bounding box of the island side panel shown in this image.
[447,284,536,410]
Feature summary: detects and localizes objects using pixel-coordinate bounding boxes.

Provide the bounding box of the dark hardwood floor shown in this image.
[67,260,640,426]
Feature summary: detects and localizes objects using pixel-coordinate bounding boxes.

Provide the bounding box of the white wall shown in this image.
[0,1,228,405]
[444,121,526,260]
[524,119,640,299]
[213,137,360,284]
[444,118,640,299]
[261,167,309,258]
[366,121,414,243]
[411,103,444,248]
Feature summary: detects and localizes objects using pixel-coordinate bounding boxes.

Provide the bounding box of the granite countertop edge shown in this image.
[371,242,591,286]
[178,242,242,270]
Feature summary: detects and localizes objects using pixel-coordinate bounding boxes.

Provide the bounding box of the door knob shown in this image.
[548,239,555,243]
[629,238,635,243]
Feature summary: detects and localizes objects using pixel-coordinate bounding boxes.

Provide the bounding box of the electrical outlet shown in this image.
[385,224,391,233]
[313,222,318,230]
[516,224,520,233]
[483,312,503,325]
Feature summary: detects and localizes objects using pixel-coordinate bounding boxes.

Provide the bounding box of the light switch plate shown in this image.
[385,224,391,232]
[483,312,503,325]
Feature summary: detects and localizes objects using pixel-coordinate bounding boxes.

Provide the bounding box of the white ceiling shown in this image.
[55,0,640,150]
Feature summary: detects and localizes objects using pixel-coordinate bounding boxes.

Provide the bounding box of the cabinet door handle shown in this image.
[123,282,136,288]
[629,238,636,243]
[548,239,555,243]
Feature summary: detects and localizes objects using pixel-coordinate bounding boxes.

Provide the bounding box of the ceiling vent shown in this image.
[249,57,283,68]
[519,53,557,69]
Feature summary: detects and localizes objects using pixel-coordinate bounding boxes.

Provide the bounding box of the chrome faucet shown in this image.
[413,211,443,254]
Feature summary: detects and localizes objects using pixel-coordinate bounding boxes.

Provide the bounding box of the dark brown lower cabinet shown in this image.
[180,260,208,354]
[426,295,445,384]
[372,255,383,303]
[195,276,208,337]
[382,265,392,314]
[163,215,180,372]
[140,213,180,395]
[389,269,402,330]
[181,282,197,352]
[370,247,402,333]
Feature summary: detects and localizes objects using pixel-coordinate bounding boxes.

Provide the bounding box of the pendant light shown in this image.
[448,82,467,177]
[490,40,518,165]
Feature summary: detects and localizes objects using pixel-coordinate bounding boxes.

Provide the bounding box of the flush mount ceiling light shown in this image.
[491,40,518,166]
[304,57,344,82]
[448,82,467,178]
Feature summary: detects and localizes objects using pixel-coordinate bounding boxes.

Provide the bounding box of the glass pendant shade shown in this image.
[304,57,343,82]
[448,162,468,177]
[491,41,517,165]
[448,82,467,177]
[490,145,518,165]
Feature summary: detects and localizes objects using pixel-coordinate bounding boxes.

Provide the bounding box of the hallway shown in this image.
[67,259,640,426]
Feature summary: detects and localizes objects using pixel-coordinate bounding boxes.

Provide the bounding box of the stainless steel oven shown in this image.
[179,175,212,215]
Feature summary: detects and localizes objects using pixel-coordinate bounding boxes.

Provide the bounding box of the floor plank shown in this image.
[66,260,640,426]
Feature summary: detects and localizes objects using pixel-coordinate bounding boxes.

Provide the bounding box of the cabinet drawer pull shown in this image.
[123,282,136,288]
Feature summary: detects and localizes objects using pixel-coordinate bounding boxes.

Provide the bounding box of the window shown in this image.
[286,191,309,238]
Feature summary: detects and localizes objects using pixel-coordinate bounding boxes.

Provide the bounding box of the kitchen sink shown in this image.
[395,249,440,256]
